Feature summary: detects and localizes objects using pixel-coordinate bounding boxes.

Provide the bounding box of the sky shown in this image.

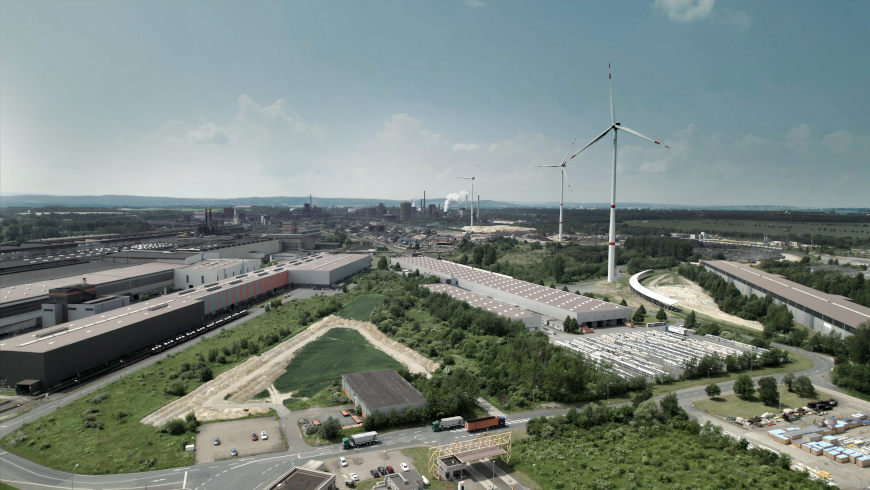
[1,0,868,208]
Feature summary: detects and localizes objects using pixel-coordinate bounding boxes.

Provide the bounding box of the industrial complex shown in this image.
[0,253,371,392]
[702,260,870,335]
[396,256,631,327]
[423,283,541,331]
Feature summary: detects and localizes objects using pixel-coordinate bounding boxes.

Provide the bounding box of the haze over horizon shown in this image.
[2,1,868,208]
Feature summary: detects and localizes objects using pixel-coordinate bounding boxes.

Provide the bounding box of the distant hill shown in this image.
[0,193,865,213]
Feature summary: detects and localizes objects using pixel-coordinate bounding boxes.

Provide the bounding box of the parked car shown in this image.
[260,430,268,440]
[213,437,220,446]
[339,456,348,467]
[421,475,430,486]
[230,448,238,457]
[400,463,409,472]
[350,473,359,481]
[370,469,380,478]
[251,433,258,441]
[386,466,395,474]
[377,466,386,475]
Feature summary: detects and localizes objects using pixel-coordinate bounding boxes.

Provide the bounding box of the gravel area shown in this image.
[195,417,284,463]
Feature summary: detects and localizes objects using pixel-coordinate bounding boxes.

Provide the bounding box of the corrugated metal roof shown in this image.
[423,283,535,319]
[342,369,425,412]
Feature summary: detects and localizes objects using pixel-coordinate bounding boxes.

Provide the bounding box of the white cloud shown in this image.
[452,142,481,152]
[653,0,715,23]
[465,0,486,8]
[235,94,324,141]
[187,122,231,145]
[786,123,812,152]
[821,129,855,152]
[738,134,769,148]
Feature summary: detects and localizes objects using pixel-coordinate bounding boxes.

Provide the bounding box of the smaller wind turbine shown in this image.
[458,175,476,228]
[535,138,576,242]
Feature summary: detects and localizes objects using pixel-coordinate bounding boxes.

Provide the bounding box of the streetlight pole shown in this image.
[708,367,711,380]
[71,463,78,489]
[492,459,495,480]
[606,382,610,402]
[533,463,537,489]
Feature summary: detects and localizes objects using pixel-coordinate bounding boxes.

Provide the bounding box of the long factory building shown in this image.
[702,260,870,335]
[423,283,541,331]
[397,256,630,327]
[0,254,371,391]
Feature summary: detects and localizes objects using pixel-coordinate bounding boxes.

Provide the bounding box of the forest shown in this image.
[0,212,151,242]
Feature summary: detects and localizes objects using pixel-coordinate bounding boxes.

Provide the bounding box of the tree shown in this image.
[377,256,389,270]
[656,307,667,322]
[563,316,579,333]
[659,392,682,419]
[320,416,342,439]
[758,377,779,406]
[734,374,755,400]
[685,310,698,330]
[793,376,816,398]
[705,383,721,399]
[782,372,795,392]
[620,299,628,306]
[632,305,647,323]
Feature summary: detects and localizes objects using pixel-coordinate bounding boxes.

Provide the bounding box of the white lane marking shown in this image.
[183,470,188,489]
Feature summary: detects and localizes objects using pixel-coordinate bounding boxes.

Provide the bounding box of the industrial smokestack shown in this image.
[423,191,426,213]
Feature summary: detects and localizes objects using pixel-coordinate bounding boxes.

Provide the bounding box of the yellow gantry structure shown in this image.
[427,432,512,480]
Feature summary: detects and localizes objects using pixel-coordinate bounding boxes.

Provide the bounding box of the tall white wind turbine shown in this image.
[535,138,576,242]
[458,175,476,228]
[569,64,670,282]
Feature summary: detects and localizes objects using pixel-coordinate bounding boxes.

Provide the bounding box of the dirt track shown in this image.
[646,273,763,331]
[140,315,439,427]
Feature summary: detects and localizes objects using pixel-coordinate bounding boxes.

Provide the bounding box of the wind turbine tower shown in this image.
[568,64,671,282]
[535,138,576,242]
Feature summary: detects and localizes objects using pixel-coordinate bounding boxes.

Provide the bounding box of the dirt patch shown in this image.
[461,225,535,233]
[646,273,763,331]
[141,315,439,427]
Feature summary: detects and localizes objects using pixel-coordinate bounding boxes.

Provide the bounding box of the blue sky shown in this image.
[1,0,868,207]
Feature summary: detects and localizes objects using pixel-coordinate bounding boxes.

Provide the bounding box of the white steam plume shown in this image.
[443,191,468,212]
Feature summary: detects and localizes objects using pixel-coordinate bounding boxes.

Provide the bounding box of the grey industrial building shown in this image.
[424,283,541,331]
[0,254,372,391]
[266,467,336,490]
[174,258,261,289]
[702,260,870,335]
[284,254,372,287]
[397,256,631,327]
[0,262,184,334]
[341,369,426,417]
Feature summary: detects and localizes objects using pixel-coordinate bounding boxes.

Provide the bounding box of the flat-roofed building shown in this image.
[174,258,261,289]
[342,369,426,417]
[285,254,371,287]
[424,283,540,331]
[702,260,870,335]
[397,256,630,327]
[266,467,336,490]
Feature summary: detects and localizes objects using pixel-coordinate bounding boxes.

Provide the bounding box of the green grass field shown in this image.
[695,386,819,419]
[274,328,402,397]
[337,294,384,321]
[0,294,345,474]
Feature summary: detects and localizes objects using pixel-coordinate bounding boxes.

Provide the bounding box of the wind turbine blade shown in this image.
[560,137,577,166]
[567,127,612,162]
[617,125,670,148]
[562,168,572,190]
[534,165,561,167]
[609,63,615,126]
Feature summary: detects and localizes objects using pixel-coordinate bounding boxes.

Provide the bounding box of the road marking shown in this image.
[183,470,188,489]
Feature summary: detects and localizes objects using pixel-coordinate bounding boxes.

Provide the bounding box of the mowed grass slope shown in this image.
[274,328,402,397]
[337,294,384,321]
[0,294,346,474]
[695,386,818,419]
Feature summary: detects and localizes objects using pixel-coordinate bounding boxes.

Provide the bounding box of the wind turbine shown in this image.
[536,138,576,242]
[458,175,476,228]
[569,64,670,282]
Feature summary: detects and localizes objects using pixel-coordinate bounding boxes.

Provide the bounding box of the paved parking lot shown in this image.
[325,447,416,484]
[299,405,359,433]
[195,418,284,463]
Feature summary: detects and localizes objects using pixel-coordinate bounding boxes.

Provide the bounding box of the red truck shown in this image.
[465,415,506,432]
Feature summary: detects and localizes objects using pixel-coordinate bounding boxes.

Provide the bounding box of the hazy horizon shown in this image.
[2,1,868,207]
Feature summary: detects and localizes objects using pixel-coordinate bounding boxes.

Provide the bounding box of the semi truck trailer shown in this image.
[465,415,506,432]
[342,431,378,449]
[432,416,464,432]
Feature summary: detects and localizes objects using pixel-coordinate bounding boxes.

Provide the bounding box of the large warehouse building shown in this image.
[0,262,184,335]
[397,256,631,327]
[424,283,541,331]
[0,254,371,391]
[342,369,426,417]
[702,260,870,335]
[284,254,372,287]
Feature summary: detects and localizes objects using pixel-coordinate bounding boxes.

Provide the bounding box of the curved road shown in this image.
[0,341,845,489]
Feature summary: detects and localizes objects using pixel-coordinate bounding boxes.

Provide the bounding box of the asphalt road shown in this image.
[0,331,845,489]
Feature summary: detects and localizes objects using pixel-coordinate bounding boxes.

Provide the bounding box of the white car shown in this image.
[339,456,348,467]
[400,463,409,472]
[350,472,359,481]
[421,475,430,486]
[260,430,268,440]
